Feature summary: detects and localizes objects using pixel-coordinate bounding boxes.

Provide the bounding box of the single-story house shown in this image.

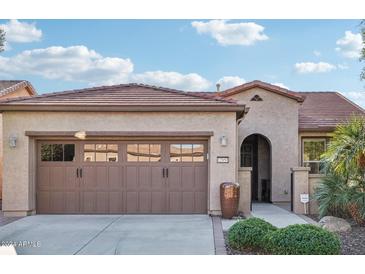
[0,80,363,217]
[0,80,36,203]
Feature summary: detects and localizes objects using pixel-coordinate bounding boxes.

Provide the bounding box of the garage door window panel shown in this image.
[84,144,119,162]
[170,144,205,162]
[41,144,75,162]
[127,144,161,162]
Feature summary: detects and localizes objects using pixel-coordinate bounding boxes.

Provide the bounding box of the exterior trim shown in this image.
[299,127,335,132]
[25,131,214,138]
[218,80,304,102]
[0,80,37,97]
[0,104,246,112]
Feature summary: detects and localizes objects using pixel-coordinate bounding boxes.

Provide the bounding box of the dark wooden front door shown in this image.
[37,140,208,214]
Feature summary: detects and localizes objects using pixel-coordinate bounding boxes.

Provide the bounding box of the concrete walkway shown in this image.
[222,203,308,230]
[251,203,308,228]
[0,215,215,255]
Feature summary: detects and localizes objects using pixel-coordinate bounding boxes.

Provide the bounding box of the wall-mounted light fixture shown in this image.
[9,134,17,148]
[74,131,87,140]
[219,135,228,147]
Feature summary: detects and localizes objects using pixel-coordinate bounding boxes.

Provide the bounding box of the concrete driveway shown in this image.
[0,215,215,255]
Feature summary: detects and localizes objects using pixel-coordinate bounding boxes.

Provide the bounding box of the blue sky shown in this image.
[0,19,364,106]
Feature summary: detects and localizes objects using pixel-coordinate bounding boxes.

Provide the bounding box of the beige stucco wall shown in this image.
[238,167,252,216]
[227,87,300,202]
[291,167,310,214]
[0,87,34,201]
[2,111,237,216]
[308,174,325,215]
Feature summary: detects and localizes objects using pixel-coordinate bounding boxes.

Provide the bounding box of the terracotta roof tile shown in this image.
[297,92,365,131]
[0,80,37,97]
[0,83,244,111]
[198,81,365,131]
[218,80,304,102]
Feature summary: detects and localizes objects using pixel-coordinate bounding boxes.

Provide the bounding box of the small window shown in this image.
[251,95,263,101]
[127,144,161,162]
[303,139,326,174]
[84,144,118,162]
[170,144,205,162]
[41,144,75,162]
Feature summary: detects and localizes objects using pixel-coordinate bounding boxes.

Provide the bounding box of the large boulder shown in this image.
[319,216,352,233]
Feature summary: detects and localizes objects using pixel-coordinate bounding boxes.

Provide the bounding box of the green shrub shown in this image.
[228,217,277,250]
[313,174,351,218]
[264,224,341,255]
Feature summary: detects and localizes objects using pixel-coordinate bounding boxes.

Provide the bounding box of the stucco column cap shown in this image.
[239,167,253,172]
[291,167,311,172]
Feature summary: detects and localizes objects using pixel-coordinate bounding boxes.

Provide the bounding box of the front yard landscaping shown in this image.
[224,218,341,255]
[225,216,365,255]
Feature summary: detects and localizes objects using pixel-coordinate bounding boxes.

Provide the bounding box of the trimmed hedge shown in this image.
[263,224,341,255]
[228,218,277,250]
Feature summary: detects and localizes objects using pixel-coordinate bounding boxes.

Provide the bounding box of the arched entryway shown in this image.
[241,134,272,202]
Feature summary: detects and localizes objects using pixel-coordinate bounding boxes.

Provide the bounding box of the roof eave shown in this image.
[0,81,37,97]
[0,104,246,113]
[219,81,304,102]
[299,127,335,133]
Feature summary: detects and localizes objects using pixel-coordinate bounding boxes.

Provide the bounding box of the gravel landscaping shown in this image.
[225,216,365,255]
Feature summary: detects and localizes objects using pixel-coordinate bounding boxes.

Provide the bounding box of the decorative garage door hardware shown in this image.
[76,168,83,178]
[37,141,208,214]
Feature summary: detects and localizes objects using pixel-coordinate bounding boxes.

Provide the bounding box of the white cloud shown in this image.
[191,20,268,46]
[341,91,365,108]
[0,45,211,90]
[0,46,133,85]
[337,63,349,70]
[271,82,289,89]
[0,19,42,43]
[131,71,211,91]
[335,31,362,59]
[216,76,246,90]
[294,62,337,74]
[313,50,321,57]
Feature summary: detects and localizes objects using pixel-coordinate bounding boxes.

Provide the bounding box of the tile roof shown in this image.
[0,80,37,97]
[297,92,365,131]
[191,82,365,131]
[218,80,304,102]
[0,83,244,112]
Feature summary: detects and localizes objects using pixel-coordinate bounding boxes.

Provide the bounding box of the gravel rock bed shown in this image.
[339,226,365,255]
[308,215,365,255]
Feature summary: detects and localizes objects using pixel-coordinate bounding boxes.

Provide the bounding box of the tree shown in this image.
[361,20,365,80]
[0,27,5,52]
[316,116,365,225]
[322,115,365,178]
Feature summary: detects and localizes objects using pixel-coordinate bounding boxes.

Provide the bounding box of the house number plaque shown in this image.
[217,156,229,163]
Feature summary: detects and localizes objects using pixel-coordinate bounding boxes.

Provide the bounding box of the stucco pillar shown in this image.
[291,167,310,214]
[238,167,252,216]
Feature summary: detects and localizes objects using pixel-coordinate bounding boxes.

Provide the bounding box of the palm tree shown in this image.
[318,115,365,225]
[322,115,365,179]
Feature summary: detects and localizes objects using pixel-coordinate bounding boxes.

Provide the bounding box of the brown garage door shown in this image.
[37,140,208,214]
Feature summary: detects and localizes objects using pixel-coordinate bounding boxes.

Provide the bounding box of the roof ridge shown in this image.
[0,80,37,97]
[2,83,238,105]
[333,91,365,113]
[218,80,304,102]
[128,83,237,104]
[0,83,133,103]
